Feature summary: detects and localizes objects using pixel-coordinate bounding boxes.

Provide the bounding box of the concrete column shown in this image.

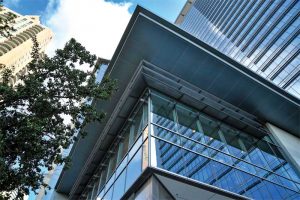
[266,123,300,173]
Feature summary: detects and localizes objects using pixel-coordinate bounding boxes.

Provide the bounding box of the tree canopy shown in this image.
[0,37,116,198]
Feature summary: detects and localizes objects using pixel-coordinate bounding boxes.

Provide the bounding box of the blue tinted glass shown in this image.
[103,185,113,200]
[125,148,142,191]
[151,93,176,131]
[98,189,105,200]
[150,91,300,199]
[112,170,126,200]
[115,155,127,178]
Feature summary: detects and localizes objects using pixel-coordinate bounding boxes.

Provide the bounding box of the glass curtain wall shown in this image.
[82,89,300,200]
[81,93,149,200]
[149,90,300,200]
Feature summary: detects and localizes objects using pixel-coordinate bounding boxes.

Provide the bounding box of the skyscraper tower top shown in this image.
[0,6,53,85]
[176,0,300,98]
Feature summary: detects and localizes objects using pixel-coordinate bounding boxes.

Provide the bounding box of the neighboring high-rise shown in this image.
[175,0,300,98]
[47,6,300,200]
[0,6,53,85]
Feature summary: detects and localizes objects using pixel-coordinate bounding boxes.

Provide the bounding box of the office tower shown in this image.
[0,6,53,85]
[175,0,300,98]
[49,6,300,200]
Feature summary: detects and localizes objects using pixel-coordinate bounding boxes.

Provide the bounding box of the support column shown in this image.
[266,123,300,173]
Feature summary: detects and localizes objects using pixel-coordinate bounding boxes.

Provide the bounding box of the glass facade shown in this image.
[82,89,300,200]
[178,0,300,98]
[81,97,149,200]
[150,91,300,200]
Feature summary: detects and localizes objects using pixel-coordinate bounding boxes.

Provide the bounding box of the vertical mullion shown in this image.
[148,90,154,167]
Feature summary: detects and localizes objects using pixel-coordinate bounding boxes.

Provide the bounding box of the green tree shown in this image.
[0,37,116,199]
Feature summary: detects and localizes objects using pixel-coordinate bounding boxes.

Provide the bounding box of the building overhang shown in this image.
[55,6,300,198]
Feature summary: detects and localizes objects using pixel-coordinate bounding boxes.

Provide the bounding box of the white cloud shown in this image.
[45,0,132,59]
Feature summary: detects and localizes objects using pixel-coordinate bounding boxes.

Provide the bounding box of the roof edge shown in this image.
[174,0,195,25]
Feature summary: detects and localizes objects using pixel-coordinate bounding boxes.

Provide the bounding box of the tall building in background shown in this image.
[0,6,53,85]
[48,6,300,200]
[175,0,300,98]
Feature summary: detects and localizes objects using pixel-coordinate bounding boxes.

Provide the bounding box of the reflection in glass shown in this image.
[151,93,176,131]
[85,90,300,200]
[126,148,142,191]
[150,91,300,199]
[112,170,126,200]
[102,185,113,200]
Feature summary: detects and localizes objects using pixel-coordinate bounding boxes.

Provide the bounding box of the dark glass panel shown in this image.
[151,93,176,131]
[91,179,99,200]
[176,104,199,133]
[122,126,130,157]
[116,141,124,165]
[132,106,144,139]
[98,167,108,193]
[106,154,116,180]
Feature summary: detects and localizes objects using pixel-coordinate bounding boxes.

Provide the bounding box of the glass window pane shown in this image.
[125,148,142,191]
[91,179,99,200]
[112,169,126,200]
[122,127,130,156]
[153,125,180,145]
[98,167,107,193]
[106,154,116,180]
[176,104,199,133]
[102,185,113,200]
[151,93,176,131]
[116,141,124,165]
[132,105,144,139]
[97,189,105,200]
[147,90,300,199]
[128,136,142,160]
[105,172,115,193]
[115,155,127,178]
